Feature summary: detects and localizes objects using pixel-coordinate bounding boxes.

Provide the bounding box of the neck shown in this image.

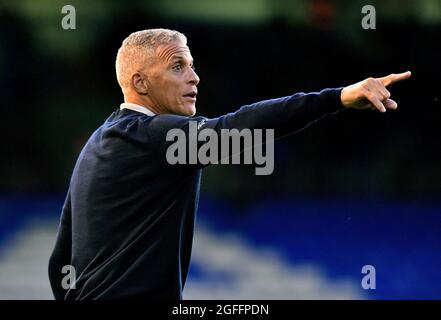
[124,94,161,114]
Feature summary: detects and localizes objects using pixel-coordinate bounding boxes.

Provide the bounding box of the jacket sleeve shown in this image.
[198,88,344,137]
[149,88,345,170]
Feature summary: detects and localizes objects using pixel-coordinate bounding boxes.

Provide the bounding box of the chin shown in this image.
[183,104,196,116]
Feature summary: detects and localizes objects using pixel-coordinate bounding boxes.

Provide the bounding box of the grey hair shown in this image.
[115,28,187,92]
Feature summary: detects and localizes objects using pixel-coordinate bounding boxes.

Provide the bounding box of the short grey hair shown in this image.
[115,28,187,92]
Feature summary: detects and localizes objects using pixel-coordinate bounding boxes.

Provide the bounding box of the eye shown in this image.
[173,63,182,71]
[190,64,196,71]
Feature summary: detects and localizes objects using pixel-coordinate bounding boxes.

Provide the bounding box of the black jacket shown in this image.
[48,88,344,299]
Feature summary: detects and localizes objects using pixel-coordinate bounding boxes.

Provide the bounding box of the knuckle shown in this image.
[366,93,375,101]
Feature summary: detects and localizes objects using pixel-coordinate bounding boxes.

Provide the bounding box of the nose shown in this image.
[188,67,200,85]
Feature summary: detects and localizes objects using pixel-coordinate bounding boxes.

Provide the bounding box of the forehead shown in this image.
[155,41,193,63]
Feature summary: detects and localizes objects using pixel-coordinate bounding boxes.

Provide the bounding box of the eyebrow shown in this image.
[170,55,194,64]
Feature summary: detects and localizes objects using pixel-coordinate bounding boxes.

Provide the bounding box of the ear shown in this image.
[131,72,148,94]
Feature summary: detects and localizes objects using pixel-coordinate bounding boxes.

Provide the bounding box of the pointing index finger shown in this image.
[378,71,411,86]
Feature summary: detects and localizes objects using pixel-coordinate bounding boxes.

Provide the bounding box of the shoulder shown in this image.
[148,114,209,135]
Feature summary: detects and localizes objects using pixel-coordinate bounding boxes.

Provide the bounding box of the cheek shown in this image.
[153,83,175,103]
[152,74,184,105]
[166,88,182,106]
[168,82,184,103]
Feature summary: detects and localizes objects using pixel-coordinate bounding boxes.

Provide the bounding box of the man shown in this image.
[48,28,411,299]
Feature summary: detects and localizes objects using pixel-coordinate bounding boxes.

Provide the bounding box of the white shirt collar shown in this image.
[120,102,156,116]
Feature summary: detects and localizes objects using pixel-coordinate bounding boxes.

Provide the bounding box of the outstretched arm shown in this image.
[151,70,412,171]
[341,71,411,112]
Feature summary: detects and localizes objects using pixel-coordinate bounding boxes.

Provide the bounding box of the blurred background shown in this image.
[0,0,440,299]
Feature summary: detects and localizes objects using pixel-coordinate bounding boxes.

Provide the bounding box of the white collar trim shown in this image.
[120,102,156,116]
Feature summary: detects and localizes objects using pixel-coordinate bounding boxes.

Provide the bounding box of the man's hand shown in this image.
[341,71,411,112]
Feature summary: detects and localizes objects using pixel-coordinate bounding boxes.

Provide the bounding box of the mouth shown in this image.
[183,91,197,101]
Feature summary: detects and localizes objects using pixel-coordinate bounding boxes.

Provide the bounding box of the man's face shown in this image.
[143,40,200,116]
